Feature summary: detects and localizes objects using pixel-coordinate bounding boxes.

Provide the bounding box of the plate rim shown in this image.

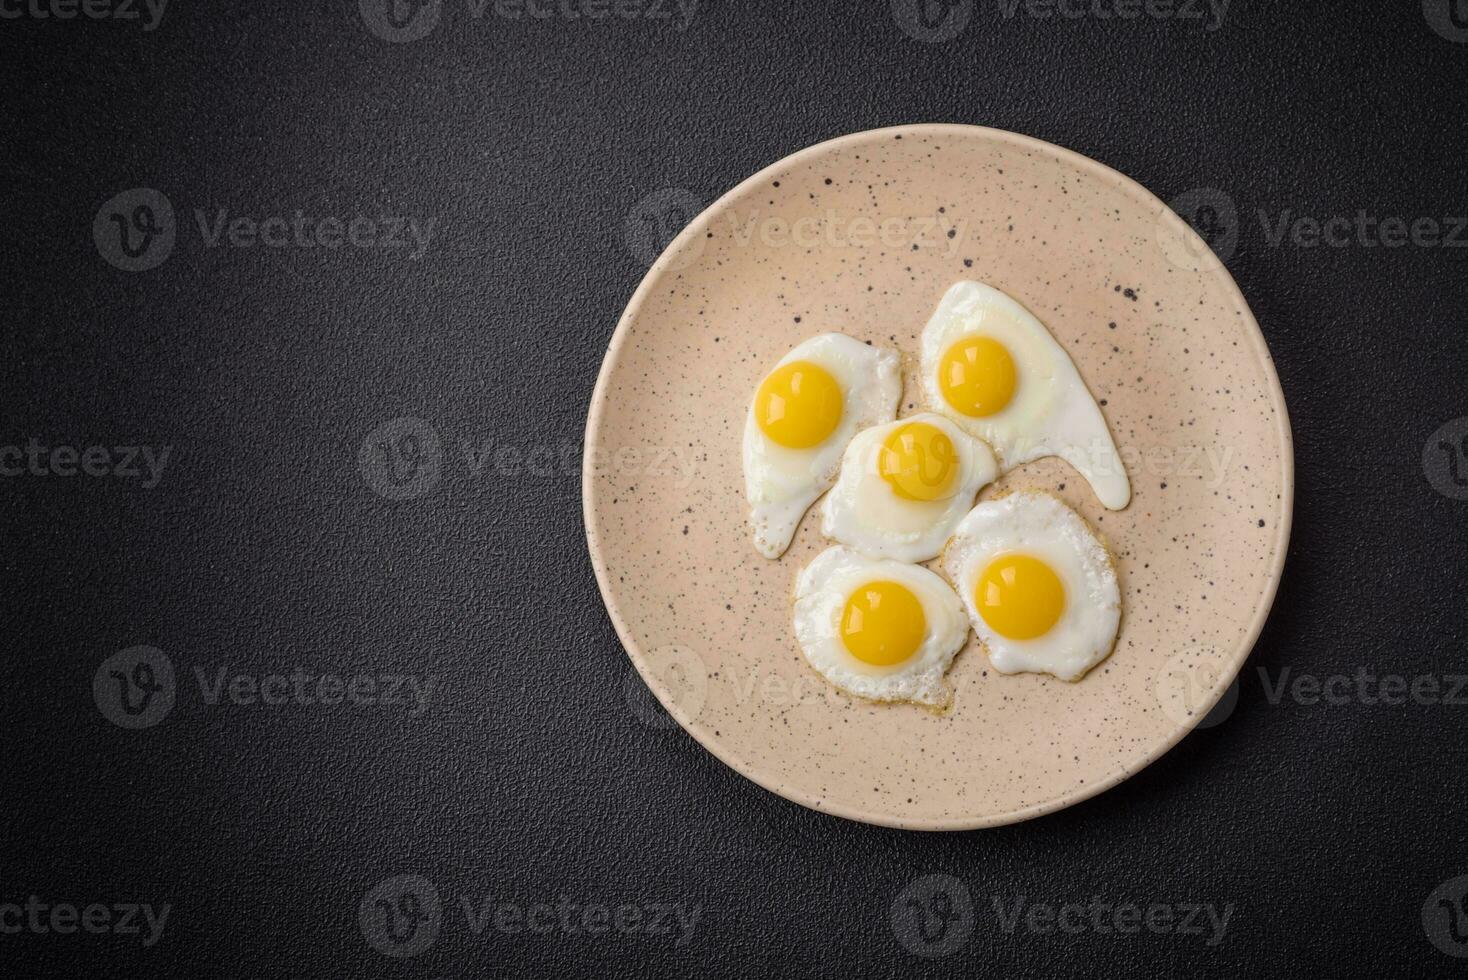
[582,123,1295,831]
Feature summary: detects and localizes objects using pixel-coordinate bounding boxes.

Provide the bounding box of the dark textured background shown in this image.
[4,0,1468,975]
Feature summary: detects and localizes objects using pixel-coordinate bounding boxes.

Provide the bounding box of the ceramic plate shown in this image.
[583,125,1292,830]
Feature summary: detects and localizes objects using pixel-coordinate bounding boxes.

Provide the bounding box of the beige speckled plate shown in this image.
[584,125,1292,830]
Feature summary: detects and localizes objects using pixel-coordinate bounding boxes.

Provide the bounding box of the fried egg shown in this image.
[820,413,998,563]
[744,334,901,558]
[942,491,1120,681]
[920,280,1130,509]
[793,546,969,707]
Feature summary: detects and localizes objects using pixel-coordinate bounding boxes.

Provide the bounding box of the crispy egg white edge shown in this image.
[792,545,969,707]
[941,490,1121,682]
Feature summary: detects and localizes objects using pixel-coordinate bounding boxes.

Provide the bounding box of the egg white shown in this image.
[744,334,901,559]
[920,280,1131,510]
[942,491,1120,681]
[820,413,998,563]
[793,546,969,707]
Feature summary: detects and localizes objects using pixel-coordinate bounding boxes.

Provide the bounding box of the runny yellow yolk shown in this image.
[939,336,1016,417]
[755,360,844,449]
[975,554,1065,640]
[879,422,959,501]
[840,580,926,666]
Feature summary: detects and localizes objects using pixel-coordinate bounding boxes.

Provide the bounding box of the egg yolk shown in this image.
[975,554,1065,640]
[879,422,959,501]
[939,337,1016,417]
[840,580,926,666]
[755,361,844,449]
